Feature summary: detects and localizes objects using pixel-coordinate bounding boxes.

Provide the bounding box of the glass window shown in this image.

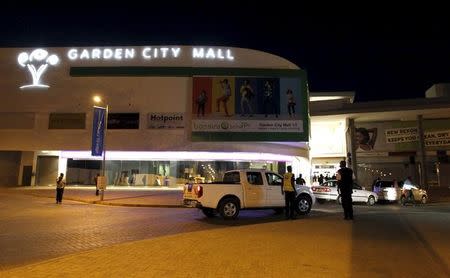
[353,183,362,190]
[323,181,337,187]
[49,113,85,129]
[377,181,393,188]
[266,173,282,186]
[107,113,139,129]
[247,172,263,185]
[223,171,240,184]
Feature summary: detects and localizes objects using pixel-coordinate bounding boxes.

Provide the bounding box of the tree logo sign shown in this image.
[17,49,59,89]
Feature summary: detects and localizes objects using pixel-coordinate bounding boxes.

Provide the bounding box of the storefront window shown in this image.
[66,158,281,186]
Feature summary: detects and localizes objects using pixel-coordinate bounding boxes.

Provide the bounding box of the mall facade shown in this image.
[1,46,449,190]
[0,46,310,187]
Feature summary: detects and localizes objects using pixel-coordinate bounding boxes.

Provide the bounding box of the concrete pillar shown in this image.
[417,115,428,189]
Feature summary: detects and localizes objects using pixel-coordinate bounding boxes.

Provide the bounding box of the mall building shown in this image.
[0,46,449,191]
[0,46,310,187]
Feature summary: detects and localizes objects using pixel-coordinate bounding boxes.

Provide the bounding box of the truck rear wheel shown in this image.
[218,198,240,220]
[201,208,216,218]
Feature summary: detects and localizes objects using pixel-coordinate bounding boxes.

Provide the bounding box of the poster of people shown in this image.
[355,118,450,154]
[191,76,308,142]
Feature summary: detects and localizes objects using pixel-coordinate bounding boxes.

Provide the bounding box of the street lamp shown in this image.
[93,95,108,201]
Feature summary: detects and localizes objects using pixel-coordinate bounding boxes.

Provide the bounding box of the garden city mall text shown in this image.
[67,47,235,61]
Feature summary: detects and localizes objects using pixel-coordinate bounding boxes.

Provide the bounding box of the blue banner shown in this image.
[91,107,106,156]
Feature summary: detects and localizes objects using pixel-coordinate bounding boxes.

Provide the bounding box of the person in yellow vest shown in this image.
[283,166,297,219]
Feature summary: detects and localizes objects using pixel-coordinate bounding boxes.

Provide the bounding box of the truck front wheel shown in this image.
[296,195,312,215]
[218,198,240,220]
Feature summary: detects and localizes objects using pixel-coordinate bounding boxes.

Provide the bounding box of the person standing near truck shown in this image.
[282,166,296,219]
[336,160,354,220]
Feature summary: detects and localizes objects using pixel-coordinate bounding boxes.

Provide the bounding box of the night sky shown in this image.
[2,4,450,102]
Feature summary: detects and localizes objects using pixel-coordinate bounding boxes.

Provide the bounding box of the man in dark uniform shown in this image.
[337,160,354,220]
[282,166,296,220]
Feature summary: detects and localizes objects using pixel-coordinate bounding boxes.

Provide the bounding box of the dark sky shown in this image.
[2,4,450,102]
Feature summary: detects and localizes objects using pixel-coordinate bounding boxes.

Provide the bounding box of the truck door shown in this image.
[243,171,266,207]
[265,172,284,206]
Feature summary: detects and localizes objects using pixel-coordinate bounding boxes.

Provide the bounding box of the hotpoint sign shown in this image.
[17,46,235,90]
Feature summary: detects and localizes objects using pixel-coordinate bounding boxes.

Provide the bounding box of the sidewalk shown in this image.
[9,186,184,207]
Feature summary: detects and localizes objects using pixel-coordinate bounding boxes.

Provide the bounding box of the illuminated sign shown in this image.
[17,49,59,89]
[66,47,234,61]
[17,46,235,89]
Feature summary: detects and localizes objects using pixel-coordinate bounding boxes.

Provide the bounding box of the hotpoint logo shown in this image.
[17,49,59,89]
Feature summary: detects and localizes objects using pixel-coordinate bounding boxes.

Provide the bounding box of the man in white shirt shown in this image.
[402,176,415,202]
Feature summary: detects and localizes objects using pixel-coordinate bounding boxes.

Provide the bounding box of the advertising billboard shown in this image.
[191,75,308,142]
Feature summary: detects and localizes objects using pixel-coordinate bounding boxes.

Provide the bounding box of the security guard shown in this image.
[283,166,297,219]
[337,160,354,220]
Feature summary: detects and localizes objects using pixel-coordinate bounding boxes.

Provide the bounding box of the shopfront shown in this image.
[0,46,310,186]
[309,91,450,190]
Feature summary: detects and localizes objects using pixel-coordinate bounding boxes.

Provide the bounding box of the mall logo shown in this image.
[17,49,59,89]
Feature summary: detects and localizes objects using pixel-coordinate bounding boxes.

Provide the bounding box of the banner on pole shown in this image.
[91,106,106,156]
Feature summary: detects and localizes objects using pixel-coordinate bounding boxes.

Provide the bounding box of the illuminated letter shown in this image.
[125,48,135,59]
[171,47,181,58]
[192,48,204,58]
[217,49,224,59]
[103,49,113,59]
[142,47,152,59]
[226,49,234,60]
[92,48,101,59]
[160,47,168,58]
[80,49,90,60]
[114,48,123,60]
[205,48,215,59]
[153,48,158,58]
[67,49,78,60]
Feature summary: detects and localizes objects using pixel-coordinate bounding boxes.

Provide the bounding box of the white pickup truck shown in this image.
[183,169,315,219]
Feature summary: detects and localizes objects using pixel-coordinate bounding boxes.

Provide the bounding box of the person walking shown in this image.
[55,173,66,204]
[336,160,354,220]
[282,166,297,220]
[296,173,306,185]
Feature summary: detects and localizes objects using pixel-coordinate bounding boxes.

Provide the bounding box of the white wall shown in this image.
[310,119,347,157]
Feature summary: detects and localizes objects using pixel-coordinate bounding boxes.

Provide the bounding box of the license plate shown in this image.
[183,199,197,207]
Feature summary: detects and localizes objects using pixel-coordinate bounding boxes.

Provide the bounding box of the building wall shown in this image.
[0,151,21,186]
[0,47,307,156]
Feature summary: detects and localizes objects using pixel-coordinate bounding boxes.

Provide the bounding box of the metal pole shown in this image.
[101,105,108,201]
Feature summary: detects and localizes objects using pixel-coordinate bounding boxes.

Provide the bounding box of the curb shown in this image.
[91,201,184,208]
[24,192,185,208]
